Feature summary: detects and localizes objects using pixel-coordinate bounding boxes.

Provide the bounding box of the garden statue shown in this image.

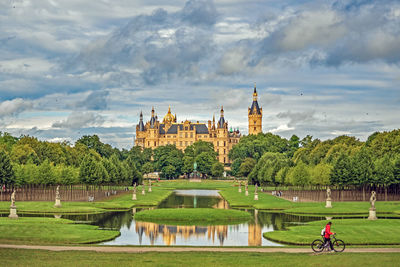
[238,181,242,193]
[325,187,332,208]
[54,185,62,208]
[9,190,18,219]
[132,183,137,200]
[142,182,145,195]
[193,162,197,172]
[148,180,152,192]
[10,190,15,207]
[368,191,377,220]
[254,184,258,200]
[245,182,249,196]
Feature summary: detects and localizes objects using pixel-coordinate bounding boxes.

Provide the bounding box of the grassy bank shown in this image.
[219,186,296,209]
[0,217,119,245]
[1,249,400,267]
[134,208,251,225]
[264,219,400,245]
[158,179,233,189]
[0,187,173,214]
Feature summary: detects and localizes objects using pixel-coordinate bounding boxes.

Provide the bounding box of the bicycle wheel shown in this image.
[311,239,324,253]
[332,239,345,252]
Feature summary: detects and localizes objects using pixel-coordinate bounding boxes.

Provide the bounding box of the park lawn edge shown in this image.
[263,218,400,245]
[134,208,252,225]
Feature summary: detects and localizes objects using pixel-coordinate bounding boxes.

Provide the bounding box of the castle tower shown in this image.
[248,84,262,135]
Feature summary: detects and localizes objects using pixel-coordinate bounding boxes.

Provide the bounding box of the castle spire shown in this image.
[138,111,145,131]
[218,106,225,128]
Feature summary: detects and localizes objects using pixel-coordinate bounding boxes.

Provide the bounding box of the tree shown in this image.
[0,151,15,185]
[231,158,242,177]
[126,156,142,185]
[195,152,217,176]
[310,163,332,185]
[141,162,154,176]
[79,155,108,185]
[374,155,396,201]
[331,153,352,187]
[182,156,194,175]
[162,165,176,179]
[350,148,374,200]
[37,160,56,185]
[239,158,256,177]
[10,144,39,164]
[288,161,311,186]
[211,162,224,178]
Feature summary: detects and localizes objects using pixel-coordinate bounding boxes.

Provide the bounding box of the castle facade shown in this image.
[135,85,262,164]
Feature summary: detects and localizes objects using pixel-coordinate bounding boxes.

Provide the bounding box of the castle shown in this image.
[135,85,262,164]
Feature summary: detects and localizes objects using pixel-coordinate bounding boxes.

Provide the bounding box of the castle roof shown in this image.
[158,123,209,135]
[249,85,261,115]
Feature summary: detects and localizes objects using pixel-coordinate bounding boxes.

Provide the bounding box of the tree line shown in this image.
[228,130,400,192]
[0,133,224,186]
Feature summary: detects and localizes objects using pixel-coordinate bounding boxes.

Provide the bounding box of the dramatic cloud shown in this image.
[0,0,399,148]
[52,112,105,129]
[0,98,32,117]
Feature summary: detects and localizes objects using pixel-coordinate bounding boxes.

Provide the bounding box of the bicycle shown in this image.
[311,234,345,253]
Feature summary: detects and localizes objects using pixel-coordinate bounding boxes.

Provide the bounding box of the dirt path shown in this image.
[1,244,400,253]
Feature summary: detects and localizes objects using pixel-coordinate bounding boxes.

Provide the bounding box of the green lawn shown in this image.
[219,186,297,209]
[157,179,233,189]
[264,219,400,245]
[0,187,173,214]
[0,217,119,245]
[134,208,251,225]
[0,201,106,214]
[1,249,400,267]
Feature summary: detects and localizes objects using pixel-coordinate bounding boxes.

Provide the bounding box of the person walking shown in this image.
[324,222,335,251]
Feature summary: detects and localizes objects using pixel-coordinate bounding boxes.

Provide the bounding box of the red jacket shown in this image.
[324,224,333,239]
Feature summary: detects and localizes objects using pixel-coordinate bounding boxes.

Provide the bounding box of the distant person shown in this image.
[324,222,335,251]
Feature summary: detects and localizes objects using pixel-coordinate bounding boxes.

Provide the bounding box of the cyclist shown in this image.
[324,222,335,251]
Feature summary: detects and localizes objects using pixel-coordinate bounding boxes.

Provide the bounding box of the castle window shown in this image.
[224,157,226,163]
[154,141,156,146]
[224,149,226,154]
[190,133,193,138]
[180,141,182,146]
[148,141,150,146]
[224,141,226,146]
[185,133,188,138]
[185,141,188,146]
[217,149,219,154]
[254,121,256,125]
[254,127,256,131]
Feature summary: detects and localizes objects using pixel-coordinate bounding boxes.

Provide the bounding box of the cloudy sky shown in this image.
[1,0,399,148]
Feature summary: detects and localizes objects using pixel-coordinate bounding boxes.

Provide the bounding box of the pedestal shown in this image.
[132,193,137,200]
[325,199,332,208]
[368,208,377,220]
[54,198,62,208]
[254,193,258,200]
[142,190,145,195]
[9,206,18,219]
[149,187,152,193]
[245,190,248,196]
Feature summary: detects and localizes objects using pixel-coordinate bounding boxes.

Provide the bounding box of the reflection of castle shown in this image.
[135,219,262,246]
[135,222,228,245]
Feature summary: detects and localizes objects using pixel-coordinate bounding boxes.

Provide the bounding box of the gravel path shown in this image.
[1,244,400,253]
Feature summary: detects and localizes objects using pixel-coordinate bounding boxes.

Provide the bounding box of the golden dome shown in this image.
[163,106,176,124]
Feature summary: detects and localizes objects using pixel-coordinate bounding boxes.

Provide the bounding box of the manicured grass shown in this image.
[0,217,119,245]
[1,249,400,267]
[264,219,400,245]
[134,208,251,225]
[94,187,173,209]
[157,179,233,189]
[283,201,400,215]
[219,186,296,209]
[0,187,173,214]
[0,201,106,214]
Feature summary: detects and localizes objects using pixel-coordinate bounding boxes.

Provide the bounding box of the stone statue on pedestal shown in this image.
[132,183,137,200]
[142,182,145,195]
[325,187,332,208]
[368,191,377,220]
[148,180,152,192]
[54,185,62,208]
[9,190,18,219]
[254,184,258,200]
[238,181,242,193]
[245,182,248,196]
